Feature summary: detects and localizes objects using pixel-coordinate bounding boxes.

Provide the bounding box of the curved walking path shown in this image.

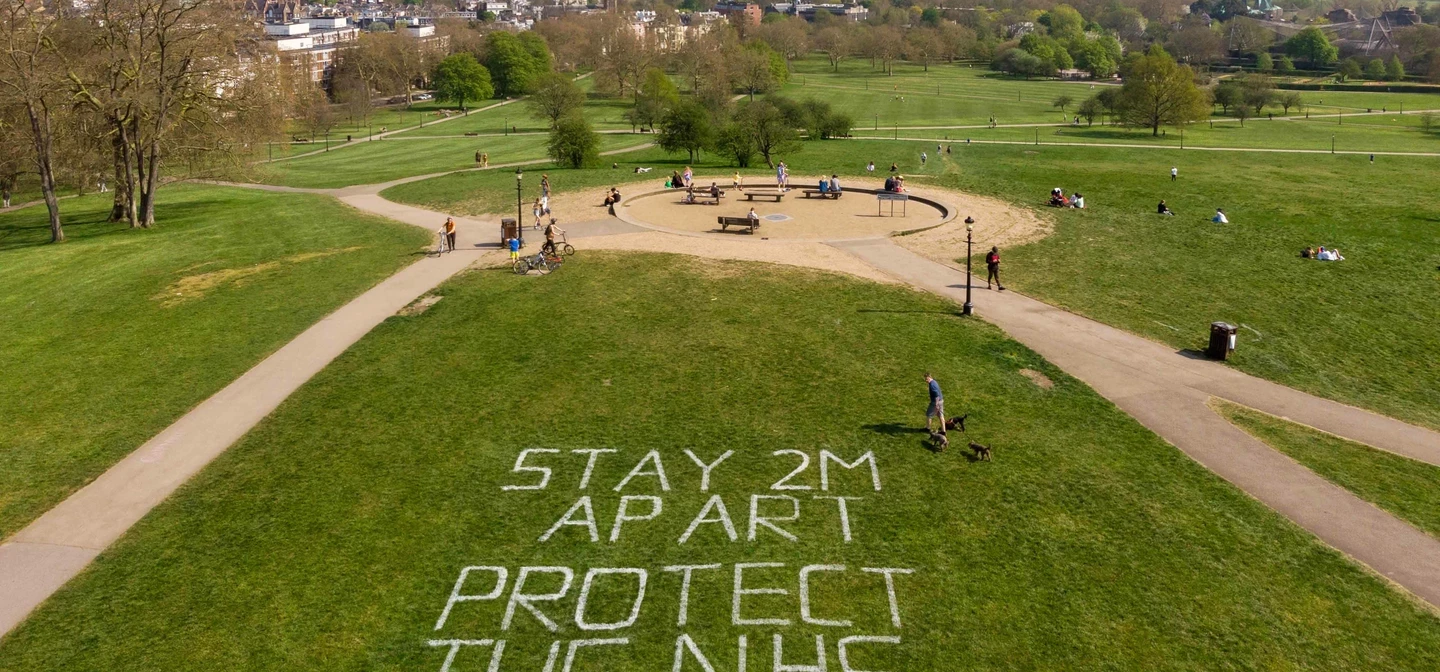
[5,156,1440,641]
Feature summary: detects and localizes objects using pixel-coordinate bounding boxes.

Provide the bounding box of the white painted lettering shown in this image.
[748,495,800,542]
[539,497,599,542]
[562,638,629,672]
[614,450,672,492]
[812,496,861,542]
[663,564,722,626]
[799,565,851,627]
[732,562,790,626]
[685,449,735,492]
[837,636,900,672]
[770,450,813,490]
[610,495,663,542]
[672,634,719,672]
[501,566,574,632]
[860,568,915,628]
[574,568,647,631]
[772,634,826,672]
[435,566,508,630]
[678,495,738,544]
[502,448,559,490]
[819,451,881,492]
[571,449,616,489]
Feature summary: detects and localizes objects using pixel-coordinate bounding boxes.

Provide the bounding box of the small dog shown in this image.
[928,430,949,452]
[944,414,968,433]
[968,441,992,461]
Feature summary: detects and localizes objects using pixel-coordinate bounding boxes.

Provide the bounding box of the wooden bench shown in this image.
[744,191,785,202]
[685,193,721,205]
[803,190,841,200]
[877,192,909,216]
[718,216,759,234]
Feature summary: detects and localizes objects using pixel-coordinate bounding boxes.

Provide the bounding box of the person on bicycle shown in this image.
[543,220,565,256]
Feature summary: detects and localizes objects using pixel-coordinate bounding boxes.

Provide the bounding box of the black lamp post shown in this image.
[515,169,524,248]
[962,217,975,316]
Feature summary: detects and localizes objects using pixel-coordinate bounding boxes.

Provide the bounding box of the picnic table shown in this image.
[718,216,759,234]
[877,192,909,216]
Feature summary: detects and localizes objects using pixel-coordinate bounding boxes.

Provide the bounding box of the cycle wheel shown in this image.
[561,243,575,256]
[533,257,550,274]
[512,258,529,275]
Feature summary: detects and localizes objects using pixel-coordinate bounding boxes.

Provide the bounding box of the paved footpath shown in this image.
[833,239,1440,607]
[4,180,1439,639]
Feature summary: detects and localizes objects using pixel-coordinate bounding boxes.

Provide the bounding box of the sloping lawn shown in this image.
[0,185,428,539]
[2,254,1437,670]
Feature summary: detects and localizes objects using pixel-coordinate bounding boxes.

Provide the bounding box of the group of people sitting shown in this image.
[681,183,723,204]
[883,175,907,192]
[816,175,842,194]
[665,166,695,189]
[1302,246,1345,261]
[1049,188,1084,209]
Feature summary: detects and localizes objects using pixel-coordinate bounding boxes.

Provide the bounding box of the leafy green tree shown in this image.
[1285,27,1338,68]
[1386,55,1406,81]
[715,122,757,167]
[1255,52,1273,72]
[1240,74,1275,113]
[431,54,494,112]
[1234,103,1251,126]
[1364,58,1386,80]
[547,114,599,168]
[1212,81,1242,114]
[486,31,549,96]
[1276,91,1303,115]
[656,100,715,162]
[736,100,800,168]
[994,48,1053,77]
[1043,4,1086,42]
[1053,94,1074,114]
[1338,57,1362,81]
[526,71,583,128]
[1118,45,1211,136]
[920,7,942,27]
[1077,95,1103,125]
[735,48,777,100]
[1278,55,1296,74]
[1020,33,1073,71]
[1074,37,1120,77]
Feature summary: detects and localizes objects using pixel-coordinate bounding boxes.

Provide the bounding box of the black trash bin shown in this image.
[1207,322,1237,360]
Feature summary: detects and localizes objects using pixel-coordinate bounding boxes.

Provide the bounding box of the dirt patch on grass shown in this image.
[894,186,1051,266]
[155,247,365,307]
[1019,368,1055,390]
[581,231,897,284]
[397,295,443,316]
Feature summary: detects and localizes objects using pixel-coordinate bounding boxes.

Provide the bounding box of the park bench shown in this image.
[877,192,909,216]
[718,216,759,234]
[291,136,312,144]
[803,190,841,200]
[744,190,785,202]
[464,131,479,137]
[685,193,721,205]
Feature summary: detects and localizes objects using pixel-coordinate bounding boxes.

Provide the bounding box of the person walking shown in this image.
[925,373,946,432]
[985,246,1004,291]
[443,217,458,253]
[540,174,551,198]
[475,150,483,167]
[1170,166,1178,181]
[921,151,928,165]
[543,219,565,256]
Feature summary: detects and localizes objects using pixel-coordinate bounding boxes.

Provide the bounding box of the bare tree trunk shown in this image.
[25,101,62,242]
[140,142,161,227]
[109,133,127,222]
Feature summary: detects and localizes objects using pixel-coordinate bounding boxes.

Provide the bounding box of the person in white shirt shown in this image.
[1212,208,1229,224]
[1071,193,1085,209]
[1171,166,1178,181]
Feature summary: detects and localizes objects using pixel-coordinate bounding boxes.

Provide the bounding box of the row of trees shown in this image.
[2,1,282,243]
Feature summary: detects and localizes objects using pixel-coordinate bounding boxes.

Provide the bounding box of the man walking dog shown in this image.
[925,373,945,432]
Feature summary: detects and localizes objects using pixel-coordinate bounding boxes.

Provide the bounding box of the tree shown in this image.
[715,122,756,167]
[547,115,599,168]
[735,48,776,100]
[757,17,808,67]
[656,100,714,162]
[1167,22,1225,64]
[1240,74,1274,113]
[1338,57,1362,81]
[1420,111,1435,133]
[527,71,584,128]
[1364,58,1387,80]
[432,53,493,112]
[1213,81,1242,114]
[1118,45,1211,136]
[1074,37,1121,78]
[1019,32,1073,71]
[1234,103,1251,126]
[904,28,944,72]
[1278,55,1295,74]
[1285,27,1338,68]
[735,100,800,168]
[1255,52,1273,72]
[1386,55,1406,81]
[813,27,849,72]
[295,82,335,140]
[1077,95,1103,125]
[0,3,66,241]
[939,23,979,63]
[487,31,549,96]
[1226,17,1274,55]
[1053,95,1074,114]
[1276,91,1303,115]
[1043,5,1086,42]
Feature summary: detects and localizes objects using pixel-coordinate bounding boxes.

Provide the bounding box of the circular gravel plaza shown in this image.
[621,176,951,240]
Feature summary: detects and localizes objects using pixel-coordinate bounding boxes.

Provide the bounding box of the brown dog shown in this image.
[968,441,992,461]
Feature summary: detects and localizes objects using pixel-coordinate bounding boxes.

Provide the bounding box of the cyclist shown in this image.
[542,219,565,256]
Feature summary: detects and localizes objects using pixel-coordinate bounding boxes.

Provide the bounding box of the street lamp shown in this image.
[962,217,975,316]
[515,169,525,248]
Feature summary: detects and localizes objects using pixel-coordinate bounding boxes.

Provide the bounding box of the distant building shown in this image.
[264,18,360,84]
[714,2,762,26]
[1380,8,1421,27]
[1326,8,1357,24]
[794,3,869,22]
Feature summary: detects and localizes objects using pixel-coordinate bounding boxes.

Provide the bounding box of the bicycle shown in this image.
[513,248,564,275]
[429,228,449,257]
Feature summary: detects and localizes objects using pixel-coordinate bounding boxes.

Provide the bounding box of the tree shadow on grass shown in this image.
[862,422,928,436]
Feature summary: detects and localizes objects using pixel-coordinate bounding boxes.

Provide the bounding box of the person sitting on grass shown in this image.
[889,162,899,173]
[1071,193,1085,209]
[1212,208,1229,224]
[866,161,875,173]
[1158,200,1175,216]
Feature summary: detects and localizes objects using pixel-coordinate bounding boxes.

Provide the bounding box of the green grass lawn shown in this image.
[254,134,649,189]
[0,185,429,539]
[2,254,1439,670]
[394,80,637,138]
[283,100,450,142]
[1215,400,1440,539]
